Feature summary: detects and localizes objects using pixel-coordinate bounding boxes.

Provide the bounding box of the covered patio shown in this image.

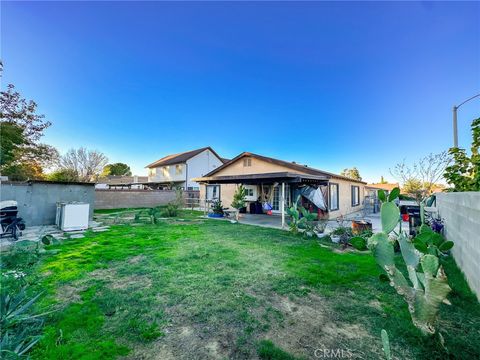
[196,171,330,228]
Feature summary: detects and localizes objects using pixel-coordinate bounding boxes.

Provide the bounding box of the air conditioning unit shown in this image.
[56,202,90,231]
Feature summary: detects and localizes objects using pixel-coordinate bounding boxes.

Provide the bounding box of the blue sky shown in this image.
[2,1,479,182]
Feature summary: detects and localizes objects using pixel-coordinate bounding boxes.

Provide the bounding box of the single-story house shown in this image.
[366,182,400,196]
[145,147,225,190]
[193,152,367,226]
[95,175,148,190]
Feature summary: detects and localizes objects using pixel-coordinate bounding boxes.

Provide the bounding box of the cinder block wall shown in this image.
[1,181,95,226]
[437,192,480,300]
[95,189,176,209]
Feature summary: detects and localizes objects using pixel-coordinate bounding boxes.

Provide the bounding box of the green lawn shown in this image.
[2,210,480,359]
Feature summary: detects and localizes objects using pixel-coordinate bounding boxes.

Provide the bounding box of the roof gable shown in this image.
[145,147,223,168]
[204,152,366,184]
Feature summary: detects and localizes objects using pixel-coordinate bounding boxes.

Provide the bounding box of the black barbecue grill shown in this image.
[0,201,25,240]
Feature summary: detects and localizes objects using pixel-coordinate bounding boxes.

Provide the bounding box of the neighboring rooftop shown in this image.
[145,147,224,168]
[97,175,148,185]
[203,152,367,184]
[366,183,400,191]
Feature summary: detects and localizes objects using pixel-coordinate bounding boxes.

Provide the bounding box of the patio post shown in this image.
[281,182,285,228]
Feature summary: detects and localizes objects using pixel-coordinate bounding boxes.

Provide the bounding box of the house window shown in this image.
[175,164,183,175]
[243,158,252,167]
[162,166,169,177]
[351,185,360,207]
[206,185,220,200]
[148,168,156,176]
[243,185,257,200]
[329,183,339,211]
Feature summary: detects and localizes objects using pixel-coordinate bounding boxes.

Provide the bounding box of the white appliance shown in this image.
[55,202,90,231]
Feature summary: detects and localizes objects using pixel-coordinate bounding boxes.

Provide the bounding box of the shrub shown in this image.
[0,287,46,358]
[159,203,179,218]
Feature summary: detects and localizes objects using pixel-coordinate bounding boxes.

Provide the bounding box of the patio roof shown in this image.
[193,171,329,184]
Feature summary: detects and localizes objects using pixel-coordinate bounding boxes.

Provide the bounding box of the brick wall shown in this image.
[95,189,176,209]
[437,192,480,300]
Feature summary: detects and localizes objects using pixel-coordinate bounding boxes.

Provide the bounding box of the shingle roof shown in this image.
[203,152,367,184]
[145,147,223,168]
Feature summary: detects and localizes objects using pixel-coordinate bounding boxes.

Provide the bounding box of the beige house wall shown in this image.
[327,178,365,218]
[199,183,238,208]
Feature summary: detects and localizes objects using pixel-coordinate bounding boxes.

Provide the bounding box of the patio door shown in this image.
[272,184,289,213]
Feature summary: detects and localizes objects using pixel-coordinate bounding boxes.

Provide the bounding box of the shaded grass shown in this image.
[1,210,479,359]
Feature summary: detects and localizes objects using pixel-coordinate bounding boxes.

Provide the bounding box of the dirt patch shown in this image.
[109,275,152,290]
[263,293,373,359]
[128,255,146,264]
[89,267,117,281]
[56,284,86,305]
[124,323,232,360]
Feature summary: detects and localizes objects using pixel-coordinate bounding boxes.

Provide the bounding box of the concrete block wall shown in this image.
[95,189,176,209]
[1,181,95,226]
[437,192,480,300]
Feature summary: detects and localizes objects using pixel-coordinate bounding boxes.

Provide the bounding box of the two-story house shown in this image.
[145,147,225,190]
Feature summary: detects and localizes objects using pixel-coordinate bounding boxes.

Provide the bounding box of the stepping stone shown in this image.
[93,228,109,232]
[70,234,85,239]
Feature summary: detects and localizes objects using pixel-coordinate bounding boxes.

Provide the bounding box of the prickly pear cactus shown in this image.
[367,188,452,335]
[381,329,392,360]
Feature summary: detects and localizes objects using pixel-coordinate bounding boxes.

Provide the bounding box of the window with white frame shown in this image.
[243,185,257,201]
[148,168,156,176]
[243,158,252,167]
[175,164,183,175]
[162,166,169,177]
[206,185,220,200]
[351,185,360,206]
[329,183,339,211]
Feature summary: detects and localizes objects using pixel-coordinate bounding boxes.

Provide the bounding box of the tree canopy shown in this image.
[340,167,362,181]
[102,163,132,177]
[58,147,108,182]
[444,118,480,191]
[1,64,58,180]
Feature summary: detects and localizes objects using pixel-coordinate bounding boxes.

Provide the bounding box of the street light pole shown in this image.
[453,105,458,148]
[452,93,480,148]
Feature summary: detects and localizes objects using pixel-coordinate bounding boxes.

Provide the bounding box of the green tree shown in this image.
[340,167,362,181]
[444,118,480,191]
[0,122,26,166]
[231,185,247,221]
[46,169,79,182]
[102,162,132,176]
[402,178,423,202]
[1,64,59,180]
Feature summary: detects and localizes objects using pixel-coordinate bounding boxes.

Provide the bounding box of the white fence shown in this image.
[436,192,480,300]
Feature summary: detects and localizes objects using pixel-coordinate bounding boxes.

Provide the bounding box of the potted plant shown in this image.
[314,219,328,238]
[208,199,224,218]
[330,226,348,244]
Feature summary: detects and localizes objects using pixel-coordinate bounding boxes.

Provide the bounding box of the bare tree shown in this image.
[59,148,108,182]
[390,151,451,202]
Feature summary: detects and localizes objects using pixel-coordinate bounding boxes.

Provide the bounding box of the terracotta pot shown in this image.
[352,220,372,235]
